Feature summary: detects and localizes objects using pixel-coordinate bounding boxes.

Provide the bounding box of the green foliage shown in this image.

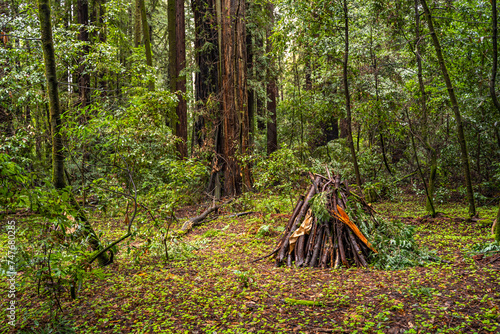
[346,199,434,270]
[310,192,331,223]
[469,242,500,255]
[233,269,255,288]
[0,153,28,211]
[256,224,272,238]
[253,146,308,193]
[406,283,437,299]
[369,218,434,270]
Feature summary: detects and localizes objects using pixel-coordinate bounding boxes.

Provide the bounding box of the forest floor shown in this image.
[2,194,500,333]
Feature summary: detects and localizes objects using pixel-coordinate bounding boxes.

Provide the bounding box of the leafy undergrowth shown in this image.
[2,195,500,333]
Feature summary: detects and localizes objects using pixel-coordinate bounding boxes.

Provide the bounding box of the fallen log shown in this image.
[180,198,233,232]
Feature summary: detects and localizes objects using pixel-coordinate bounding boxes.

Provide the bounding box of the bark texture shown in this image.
[175,0,187,157]
[266,3,277,155]
[38,0,111,266]
[38,0,65,189]
[77,0,90,109]
[220,0,250,196]
[139,0,154,90]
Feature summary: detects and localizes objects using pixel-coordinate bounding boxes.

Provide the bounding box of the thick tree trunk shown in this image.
[266,4,277,156]
[246,14,255,149]
[490,0,500,112]
[168,0,187,157]
[342,0,362,190]
[192,0,219,148]
[220,0,250,196]
[421,0,476,216]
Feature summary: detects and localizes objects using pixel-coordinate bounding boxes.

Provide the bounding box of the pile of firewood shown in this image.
[275,173,378,268]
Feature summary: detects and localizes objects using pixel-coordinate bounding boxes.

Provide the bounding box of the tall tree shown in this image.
[38,0,111,265]
[39,0,64,189]
[413,0,437,214]
[77,0,90,109]
[192,0,219,147]
[139,0,154,90]
[342,0,362,190]
[168,0,187,158]
[490,0,500,242]
[421,0,476,216]
[220,0,250,195]
[192,0,223,197]
[266,3,277,156]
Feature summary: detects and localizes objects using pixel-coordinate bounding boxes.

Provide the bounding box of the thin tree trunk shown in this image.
[134,0,141,47]
[175,0,187,157]
[342,0,362,190]
[77,0,90,109]
[168,0,176,114]
[39,0,64,189]
[421,0,475,216]
[414,0,436,213]
[495,202,500,243]
[139,0,154,90]
[38,0,111,266]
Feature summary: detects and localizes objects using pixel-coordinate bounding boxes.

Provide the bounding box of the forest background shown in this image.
[1,0,500,331]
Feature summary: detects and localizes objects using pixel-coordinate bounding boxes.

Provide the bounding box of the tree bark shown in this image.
[342,0,362,190]
[192,0,219,148]
[39,0,65,189]
[38,0,111,266]
[490,0,500,112]
[134,0,141,47]
[220,0,250,196]
[168,0,176,112]
[77,0,90,109]
[139,0,154,90]
[175,0,187,157]
[414,0,437,214]
[421,0,476,216]
[266,3,277,156]
[495,201,500,243]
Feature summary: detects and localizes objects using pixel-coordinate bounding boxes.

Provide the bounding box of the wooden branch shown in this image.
[180,198,233,232]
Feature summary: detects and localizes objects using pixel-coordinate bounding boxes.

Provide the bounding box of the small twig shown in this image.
[251,248,279,263]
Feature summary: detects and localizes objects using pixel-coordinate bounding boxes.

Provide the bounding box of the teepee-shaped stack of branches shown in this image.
[275,173,378,268]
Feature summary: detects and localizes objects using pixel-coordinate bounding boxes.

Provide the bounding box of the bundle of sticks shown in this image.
[275,173,378,268]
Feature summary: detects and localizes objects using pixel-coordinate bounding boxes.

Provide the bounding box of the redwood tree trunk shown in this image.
[220,0,250,196]
[266,3,277,156]
[192,0,219,148]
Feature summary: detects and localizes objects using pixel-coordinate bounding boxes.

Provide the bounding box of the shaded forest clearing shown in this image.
[3,195,500,333]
